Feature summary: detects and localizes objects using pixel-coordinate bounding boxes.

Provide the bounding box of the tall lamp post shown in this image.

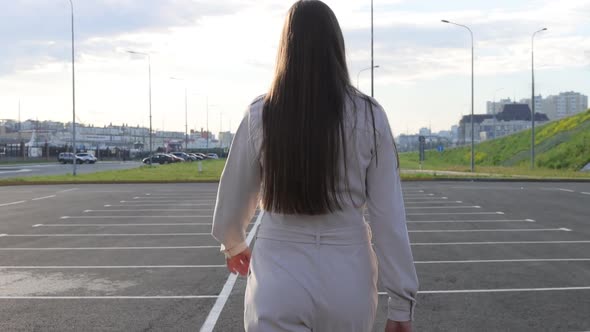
[357,65,380,90]
[170,77,189,151]
[127,50,152,157]
[67,0,77,176]
[531,28,547,169]
[442,19,475,172]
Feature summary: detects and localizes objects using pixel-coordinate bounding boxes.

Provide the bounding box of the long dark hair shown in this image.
[261,0,376,215]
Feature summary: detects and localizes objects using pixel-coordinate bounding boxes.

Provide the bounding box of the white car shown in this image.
[76,153,97,164]
[206,153,219,159]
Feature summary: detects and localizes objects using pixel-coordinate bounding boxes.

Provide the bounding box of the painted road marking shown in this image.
[32,195,56,201]
[0,201,26,207]
[0,296,219,299]
[201,211,264,332]
[407,211,504,216]
[405,206,480,210]
[35,223,214,227]
[84,209,213,213]
[407,219,535,223]
[0,246,219,251]
[106,204,212,207]
[0,265,224,269]
[408,228,570,233]
[582,192,590,195]
[411,240,590,246]
[405,201,463,205]
[121,200,215,203]
[56,188,78,193]
[1,233,219,237]
[405,197,448,201]
[61,215,211,219]
[414,258,590,264]
[558,188,575,192]
[119,200,215,206]
[378,287,590,295]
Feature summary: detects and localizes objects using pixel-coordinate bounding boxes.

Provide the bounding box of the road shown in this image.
[0,182,588,331]
[0,161,143,179]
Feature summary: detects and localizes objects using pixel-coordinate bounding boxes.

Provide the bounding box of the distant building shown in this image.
[543,92,588,120]
[418,127,431,136]
[519,95,543,115]
[486,98,513,115]
[459,103,549,142]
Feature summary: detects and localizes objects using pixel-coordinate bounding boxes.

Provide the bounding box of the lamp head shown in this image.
[441,20,450,23]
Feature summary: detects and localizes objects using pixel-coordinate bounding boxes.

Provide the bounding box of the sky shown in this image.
[0,0,589,136]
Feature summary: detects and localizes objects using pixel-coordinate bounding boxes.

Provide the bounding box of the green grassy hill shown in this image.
[400,109,590,172]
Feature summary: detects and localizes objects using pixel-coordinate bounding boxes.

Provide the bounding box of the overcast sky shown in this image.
[0,0,589,135]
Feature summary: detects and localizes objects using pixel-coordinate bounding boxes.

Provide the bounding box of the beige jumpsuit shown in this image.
[212,94,419,331]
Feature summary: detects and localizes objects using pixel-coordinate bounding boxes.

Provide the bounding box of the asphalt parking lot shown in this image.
[0,161,143,179]
[0,182,588,331]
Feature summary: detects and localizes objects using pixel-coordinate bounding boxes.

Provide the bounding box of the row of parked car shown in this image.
[57,152,98,164]
[142,152,219,165]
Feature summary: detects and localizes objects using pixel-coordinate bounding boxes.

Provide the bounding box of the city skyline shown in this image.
[0,0,589,135]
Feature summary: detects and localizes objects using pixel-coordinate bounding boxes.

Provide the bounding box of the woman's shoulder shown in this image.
[346,90,390,135]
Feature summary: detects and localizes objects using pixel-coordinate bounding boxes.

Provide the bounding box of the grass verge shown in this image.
[1,157,588,186]
[0,160,225,185]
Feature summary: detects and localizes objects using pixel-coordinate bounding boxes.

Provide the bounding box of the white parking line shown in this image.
[407,219,535,223]
[105,204,212,207]
[1,233,217,237]
[405,197,448,201]
[408,228,570,233]
[407,211,504,216]
[0,201,26,207]
[84,209,212,213]
[411,240,590,246]
[61,216,211,219]
[121,200,215,203]
[0,246,219,251]
[0,265,224,269]
[378,286,590,295]
[558,188,575,192]
[119,201,215,205]
[406,201,463,205]
[32,195,56,201]
[56,188,78,193]
[403,194,435,197]
[582,192,590,195]
[415,258,590,264]
[201,211,264,332]
[35,223,214,227]
[405,206,480,210]
[0,296,219,299]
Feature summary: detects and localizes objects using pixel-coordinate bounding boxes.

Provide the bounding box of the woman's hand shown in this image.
[385,320,412,332]
[226,247,251,276]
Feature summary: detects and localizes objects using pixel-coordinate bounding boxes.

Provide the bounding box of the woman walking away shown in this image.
[212,1,418,331]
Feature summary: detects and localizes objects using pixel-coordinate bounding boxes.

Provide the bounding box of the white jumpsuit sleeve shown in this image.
[366,108,419,322]
[211,109,261,257]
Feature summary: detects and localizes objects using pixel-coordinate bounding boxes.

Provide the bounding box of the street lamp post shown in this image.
[357,65,380,90]
[127,51,152,158]
[442,19,475,172]
[531,28,547,169]
[68,0,77,176]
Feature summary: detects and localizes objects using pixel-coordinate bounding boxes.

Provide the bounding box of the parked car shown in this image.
[188,153,204,161]
[171,152,193,161]
[142,154,177,164]
[206,153,219,159]
[76,153,97,164]
[58,152,75,164]
[195,153,206,159]
[166,154,185,163]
